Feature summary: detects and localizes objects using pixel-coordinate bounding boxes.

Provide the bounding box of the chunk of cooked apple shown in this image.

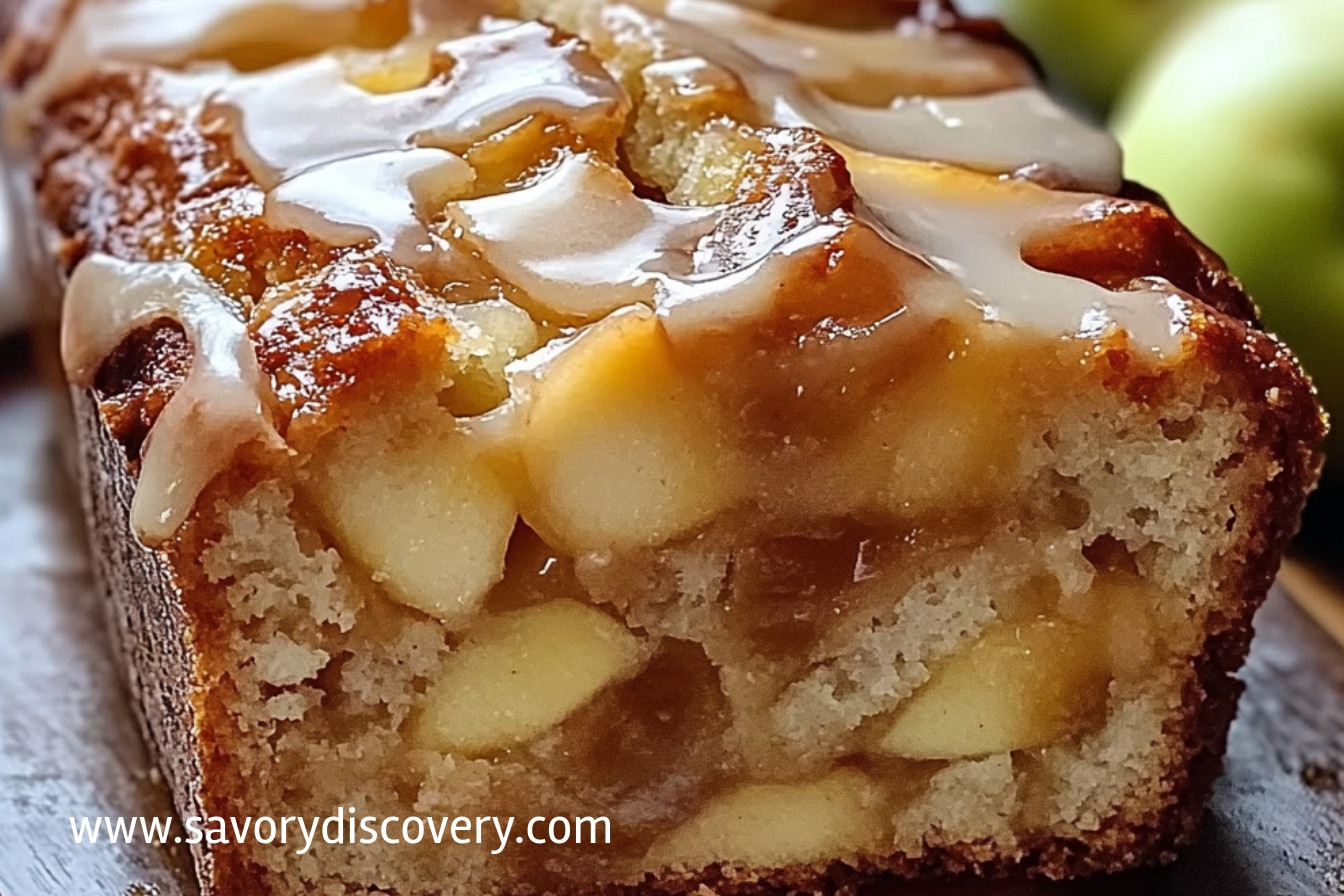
[306,419,517,625]
[409,599,646,756]
[342,39,434,95]
[515,306,737,552]
[877,618,1111,760]
[647,768,885,868]
[772,326,1029,523]
[441,298,542,417]
[855,333,1024,521]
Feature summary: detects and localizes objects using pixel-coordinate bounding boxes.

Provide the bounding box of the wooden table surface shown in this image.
[1,336,1342,896]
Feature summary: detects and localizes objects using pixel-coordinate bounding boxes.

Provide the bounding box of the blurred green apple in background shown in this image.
[1114,0,1344,471]
[959,0,1217,114]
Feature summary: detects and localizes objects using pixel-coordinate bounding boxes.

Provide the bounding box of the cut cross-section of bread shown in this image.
[0,0,1325,894]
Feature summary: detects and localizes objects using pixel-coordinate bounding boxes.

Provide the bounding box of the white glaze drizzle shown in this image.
[449,143,1178,357]
[264,147,476,267]
[786,89,1122,193]
[843,150,1187,355]
[446,153,720,320]
[42,0,1187,540]
[446,151,850,332]
[61,254,283,544]
[650,0,1122,191]
[665,0,1020,95]
[656,221,849,337]
[210,20,628,188]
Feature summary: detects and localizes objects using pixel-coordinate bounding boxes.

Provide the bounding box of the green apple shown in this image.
[1114,0,1344,468]
[963,0,1217,114]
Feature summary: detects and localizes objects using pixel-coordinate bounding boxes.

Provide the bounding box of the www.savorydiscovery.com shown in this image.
[70,809,612,856]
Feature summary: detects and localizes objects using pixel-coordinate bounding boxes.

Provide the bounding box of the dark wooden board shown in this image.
[1,336,1342,896]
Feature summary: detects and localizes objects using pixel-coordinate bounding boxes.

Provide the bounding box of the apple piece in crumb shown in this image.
[409,599,646,756]
[878,619,1111,760]
[864,335,1024,520]
[648,768,885,868]
[515,306,736,552]
[440,298,542,417]
[306,422,517,624]
[1089,569,1164,682]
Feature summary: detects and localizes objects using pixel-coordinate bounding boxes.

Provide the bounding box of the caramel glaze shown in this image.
[6,0,1322,549]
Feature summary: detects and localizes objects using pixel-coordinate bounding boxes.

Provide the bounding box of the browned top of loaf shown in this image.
[1,0,1325,497]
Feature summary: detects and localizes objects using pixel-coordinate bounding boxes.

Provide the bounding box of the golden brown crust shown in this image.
[1024,194,1260,327]
[70,386,218,886]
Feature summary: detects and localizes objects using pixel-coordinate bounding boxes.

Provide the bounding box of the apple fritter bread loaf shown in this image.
[1,0,1326,893]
